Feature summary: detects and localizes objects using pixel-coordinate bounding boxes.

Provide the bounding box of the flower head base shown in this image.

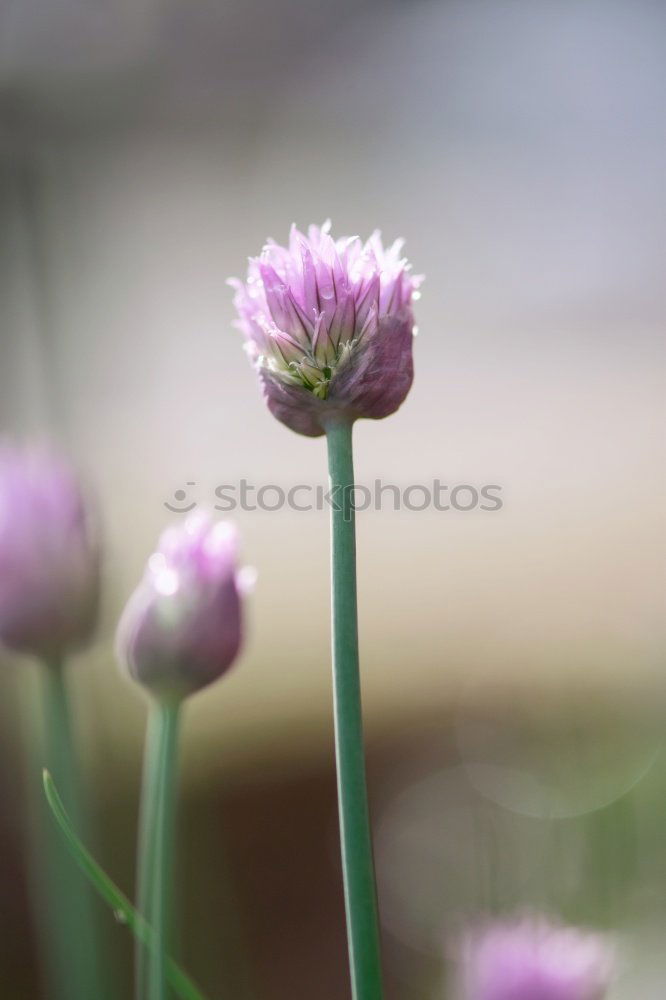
[229,221,422,436]
[0,445,100,660]
[458,917,613,1000]
[116,513,247,701]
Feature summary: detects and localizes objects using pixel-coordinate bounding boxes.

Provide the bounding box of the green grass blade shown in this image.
[42,770,210,1000]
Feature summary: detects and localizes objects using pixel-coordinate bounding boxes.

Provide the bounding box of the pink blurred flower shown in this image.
[116,513,249,700]
[0,445,100,659]
[229,220,422,436]
[458,917,614,1000]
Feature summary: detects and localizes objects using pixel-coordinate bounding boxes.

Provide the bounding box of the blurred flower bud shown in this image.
[229,220,422,436]
[116,513,247,700]
[0,445,100,660]
[458,916,613,1000]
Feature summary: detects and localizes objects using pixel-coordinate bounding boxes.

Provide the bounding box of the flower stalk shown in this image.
[326,419,384,1000]
[40,657,105,1000]
[137,700,181,1000]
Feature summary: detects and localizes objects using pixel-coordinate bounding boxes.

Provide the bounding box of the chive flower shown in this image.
[458,917,614,1000]
[116,513,247,700]
[0,445,100,659]
[229,220,422,436]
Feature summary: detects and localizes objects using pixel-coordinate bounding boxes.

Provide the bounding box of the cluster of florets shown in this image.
[229,221,422,436]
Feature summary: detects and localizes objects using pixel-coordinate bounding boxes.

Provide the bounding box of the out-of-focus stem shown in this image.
[137,700,181,1000]
[40,657,104,1000]
[325,419,384,1000]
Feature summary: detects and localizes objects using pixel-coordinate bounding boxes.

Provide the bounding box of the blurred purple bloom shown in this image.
[116,513,248,700]
[459,917,613,1000]
[0,446,100,659]
[229,220,422,436]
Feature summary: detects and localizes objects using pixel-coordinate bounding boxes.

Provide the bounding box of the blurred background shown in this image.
[1,0,665,997]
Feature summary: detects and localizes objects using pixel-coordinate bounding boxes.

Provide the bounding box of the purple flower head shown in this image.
[116,513,250,700]
[0,445,100,659]
[229,221,422,436]
[458,917,614,1000]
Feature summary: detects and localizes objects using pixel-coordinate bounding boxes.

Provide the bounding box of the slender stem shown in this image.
[40,658,104,1000]
[137,706,166,1000]
[325,420,384,1000]
[137,700,181,1000]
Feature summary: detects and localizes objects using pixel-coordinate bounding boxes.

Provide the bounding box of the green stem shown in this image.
[137,700,181,1000]
[40,658,104,1000]
[137,706,165,1000]
[325,420,384,1000]
[43,770,208,1000]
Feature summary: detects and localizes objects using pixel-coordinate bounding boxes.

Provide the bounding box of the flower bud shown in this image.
[0,446,100,660]
[116,513,247,700]
[229,221,422,436]
[458,917,613,1000]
